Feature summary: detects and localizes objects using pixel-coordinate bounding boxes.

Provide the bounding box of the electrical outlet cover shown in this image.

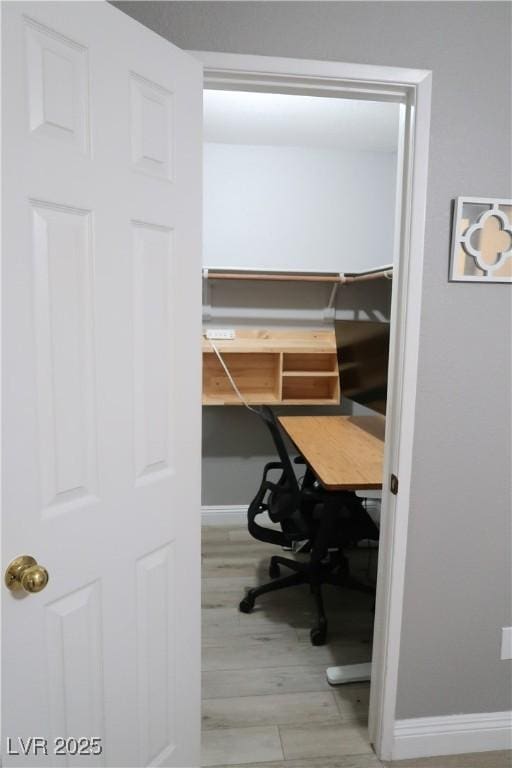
[501,627,512,660]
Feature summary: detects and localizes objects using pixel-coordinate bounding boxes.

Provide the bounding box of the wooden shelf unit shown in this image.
[202,329,340,406]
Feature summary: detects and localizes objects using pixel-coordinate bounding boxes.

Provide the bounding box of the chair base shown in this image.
[239,554,374,646]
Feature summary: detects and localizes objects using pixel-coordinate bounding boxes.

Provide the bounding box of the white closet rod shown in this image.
[203,266,393,284]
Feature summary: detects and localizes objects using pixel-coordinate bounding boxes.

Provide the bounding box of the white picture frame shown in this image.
[450,196,512,283]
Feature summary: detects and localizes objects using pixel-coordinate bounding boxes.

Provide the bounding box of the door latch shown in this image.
[390,474,399,495]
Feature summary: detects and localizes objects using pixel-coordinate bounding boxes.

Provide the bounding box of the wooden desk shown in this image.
[279,414,384,687]
[278,415,385,490]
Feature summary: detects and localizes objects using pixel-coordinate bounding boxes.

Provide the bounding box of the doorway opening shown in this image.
[197,53,431,766]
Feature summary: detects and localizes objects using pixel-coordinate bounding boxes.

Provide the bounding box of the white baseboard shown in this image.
[201,504,281,529]
[392,710,512,760]
[201,504,247,525]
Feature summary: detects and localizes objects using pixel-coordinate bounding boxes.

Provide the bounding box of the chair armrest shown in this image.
[262,461,283,479]
[261,462,284,492]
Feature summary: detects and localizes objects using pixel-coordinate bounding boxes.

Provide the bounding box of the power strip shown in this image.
[205,329,236,340]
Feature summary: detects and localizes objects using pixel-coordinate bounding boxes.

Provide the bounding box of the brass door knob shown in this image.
[5,555,49,594]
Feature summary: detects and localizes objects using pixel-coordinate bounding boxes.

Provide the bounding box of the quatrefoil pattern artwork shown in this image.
[450,197,512,282]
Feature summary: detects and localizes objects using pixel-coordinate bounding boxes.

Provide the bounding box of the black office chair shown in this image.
[239,406,379,645]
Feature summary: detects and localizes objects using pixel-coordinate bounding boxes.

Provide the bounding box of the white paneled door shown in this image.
[2,3,202,765]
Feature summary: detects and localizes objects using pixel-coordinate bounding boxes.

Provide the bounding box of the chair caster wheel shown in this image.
[310,624,327,646]
[239,593,255,613]
[269,561,280,579]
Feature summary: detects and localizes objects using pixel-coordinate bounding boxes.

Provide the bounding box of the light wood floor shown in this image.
[201,524,510,768]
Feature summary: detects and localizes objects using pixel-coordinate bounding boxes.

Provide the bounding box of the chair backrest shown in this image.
[245,406,306,545]
[258,406,299,491]
[257,406,305,529]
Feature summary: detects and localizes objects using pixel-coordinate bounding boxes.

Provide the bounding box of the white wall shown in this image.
[203,142,397,273]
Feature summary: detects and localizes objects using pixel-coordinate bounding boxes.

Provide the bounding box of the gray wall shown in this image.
[114,1,512,722]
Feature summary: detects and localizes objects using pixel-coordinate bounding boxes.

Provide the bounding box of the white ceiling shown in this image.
[204,89,400,153]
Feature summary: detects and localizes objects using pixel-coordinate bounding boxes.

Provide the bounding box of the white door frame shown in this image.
[192,50,432,762]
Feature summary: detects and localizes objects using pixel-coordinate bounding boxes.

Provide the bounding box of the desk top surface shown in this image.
[278,415,385,491]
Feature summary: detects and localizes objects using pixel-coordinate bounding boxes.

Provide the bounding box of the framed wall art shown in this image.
[450,197,512,283]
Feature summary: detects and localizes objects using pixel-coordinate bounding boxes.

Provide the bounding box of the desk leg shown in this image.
[326,662,372,685]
